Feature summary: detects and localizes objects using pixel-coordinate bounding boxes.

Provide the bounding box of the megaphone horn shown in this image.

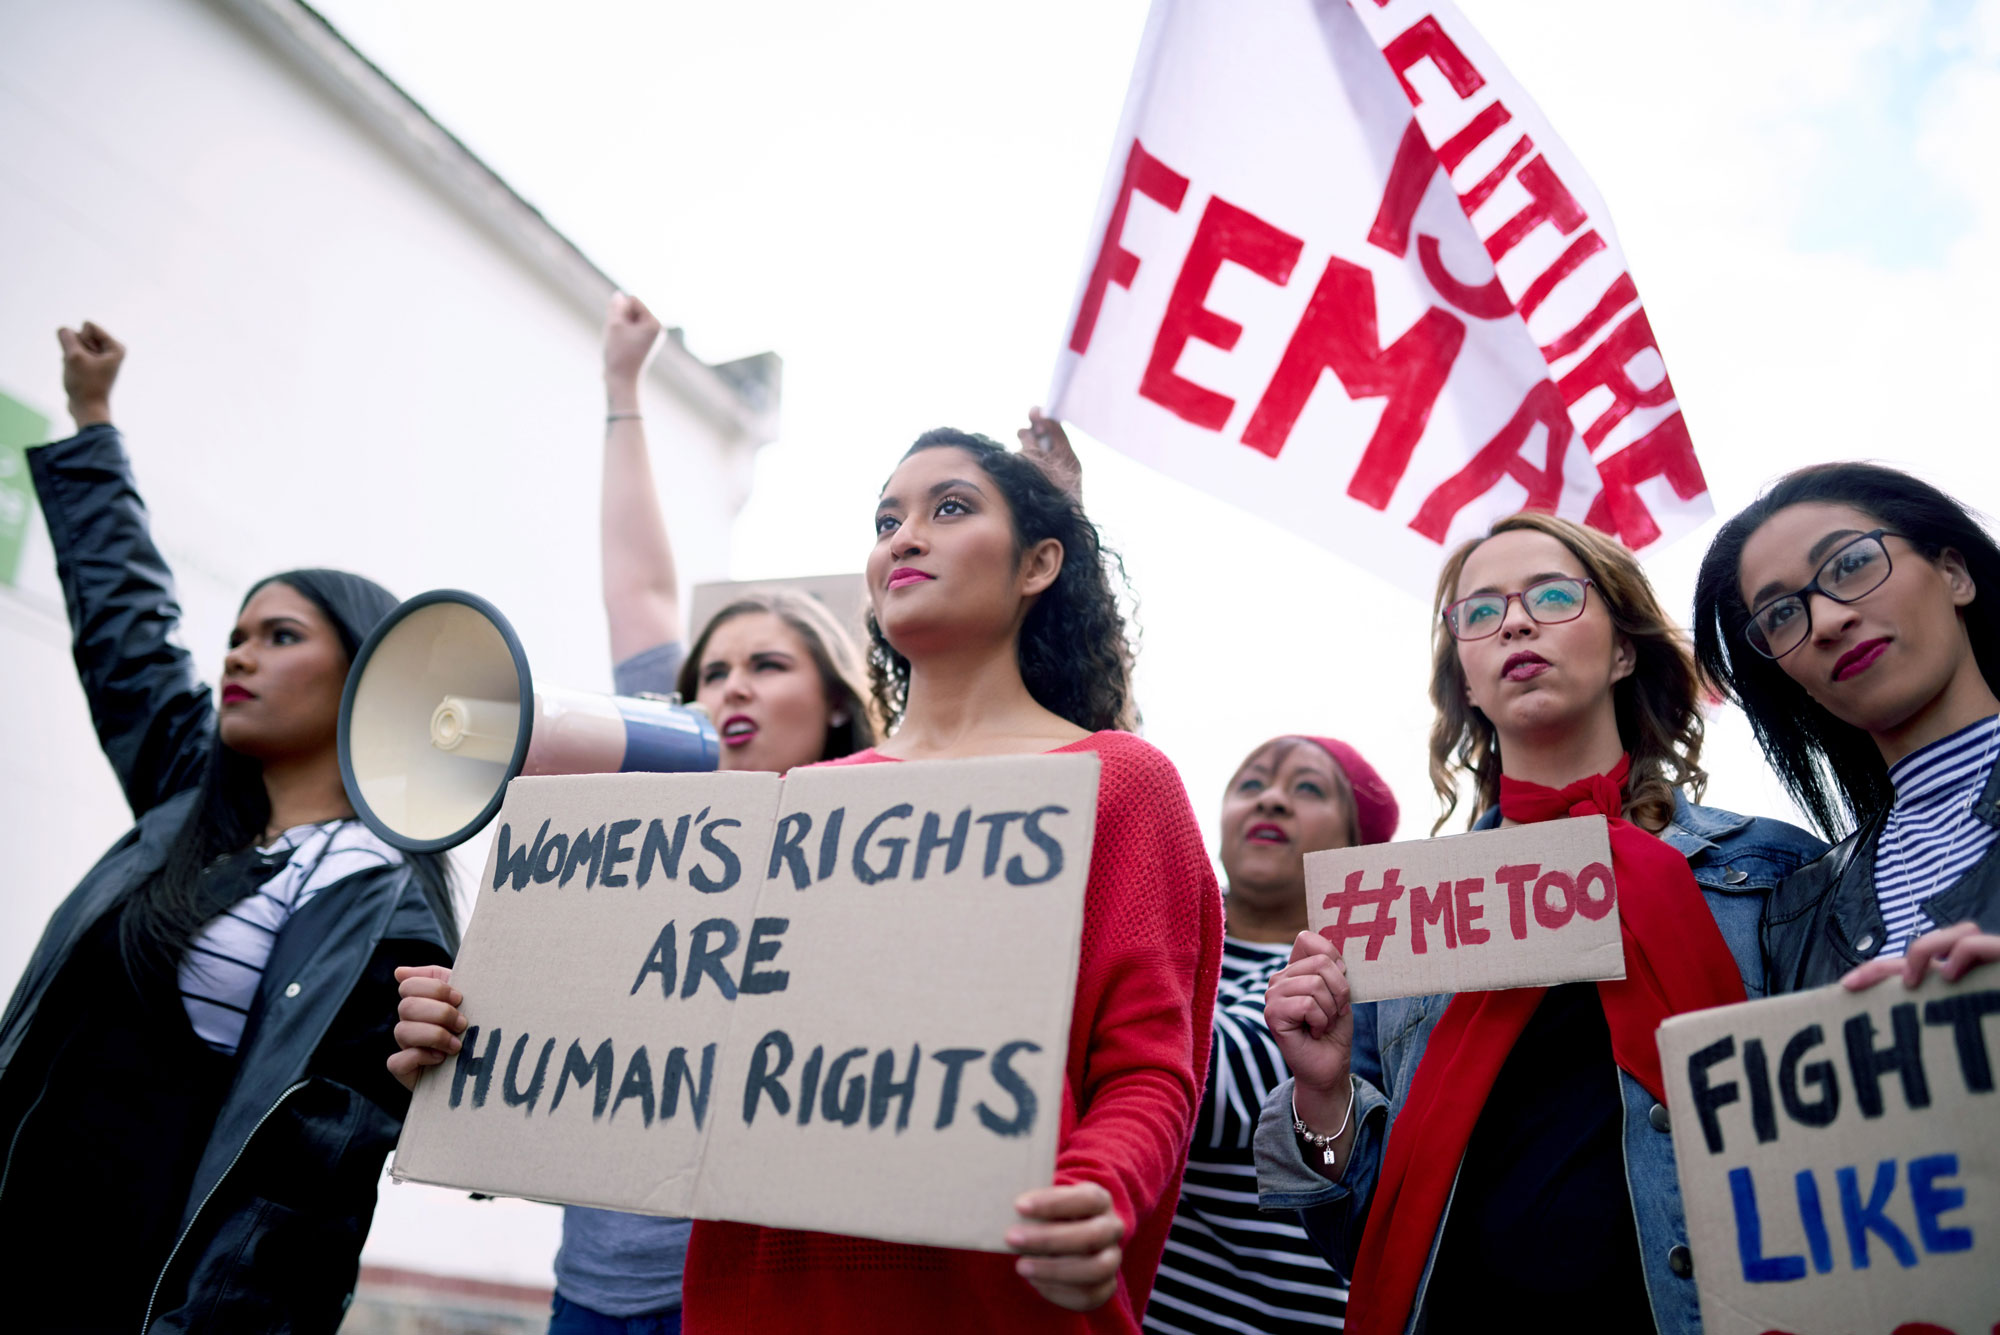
[338,589,719,852]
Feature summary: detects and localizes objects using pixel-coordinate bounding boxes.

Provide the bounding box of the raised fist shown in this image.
[603,292,663,388]
[57,322,125,425]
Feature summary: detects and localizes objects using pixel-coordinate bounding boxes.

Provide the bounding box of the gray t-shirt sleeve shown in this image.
[555,650,692,1316]
[555,1206,689,1316]
[612,640,689,699]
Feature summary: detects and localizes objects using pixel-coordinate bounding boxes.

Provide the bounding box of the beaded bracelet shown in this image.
[1292,1076,1358,1168]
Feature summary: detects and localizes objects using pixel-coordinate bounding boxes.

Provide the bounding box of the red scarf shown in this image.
[1344,755,1745,1335]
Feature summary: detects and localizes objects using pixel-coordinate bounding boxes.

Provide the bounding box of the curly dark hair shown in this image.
[1693,462,2000,840]
[866,428,1138,734]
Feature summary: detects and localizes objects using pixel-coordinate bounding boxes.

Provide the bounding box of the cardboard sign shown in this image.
[688,573,867,649]
[1304,816,1622,1001]
[391,753,1100,1252]
[1658,975,2000,1335]
[1048,0,1709,596]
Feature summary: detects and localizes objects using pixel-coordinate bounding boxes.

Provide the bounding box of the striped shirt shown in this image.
[1875,714,2000,957]
[177,820,402,1054]
[1146,936,1348,1334]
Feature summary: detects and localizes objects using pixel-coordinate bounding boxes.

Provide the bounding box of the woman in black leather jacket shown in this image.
[1694,462,2000,993]
[0,324,456,1333]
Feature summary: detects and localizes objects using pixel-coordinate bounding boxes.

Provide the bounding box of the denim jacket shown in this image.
[1253,794,1825,1335]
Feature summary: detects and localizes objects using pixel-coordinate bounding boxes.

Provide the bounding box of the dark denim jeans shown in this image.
[550,1291,683,1335]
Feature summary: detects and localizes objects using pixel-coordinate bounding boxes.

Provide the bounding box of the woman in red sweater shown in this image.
[678,428,1223,1333]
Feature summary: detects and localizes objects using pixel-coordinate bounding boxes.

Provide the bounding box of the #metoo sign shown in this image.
[1658,977,1999,1335]
[1050,0,1709,593]
[1305,816,1623,1000]
[392,755,1098,1252]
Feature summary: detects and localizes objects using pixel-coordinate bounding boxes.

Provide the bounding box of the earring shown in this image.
[830,709,851,728]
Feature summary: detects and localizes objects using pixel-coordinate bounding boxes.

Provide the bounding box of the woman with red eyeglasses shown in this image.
[1256,512,1822,1335]
[1693,463,2000,995]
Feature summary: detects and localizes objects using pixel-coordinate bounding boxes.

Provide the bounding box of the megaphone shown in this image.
[338,590,719,852]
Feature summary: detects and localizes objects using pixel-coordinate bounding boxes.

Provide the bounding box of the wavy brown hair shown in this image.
[677,590,878,761]
[1428,512,1706,834]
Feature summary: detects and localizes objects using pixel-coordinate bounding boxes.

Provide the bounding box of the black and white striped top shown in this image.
[1145,937,1348,1334]
[177,820,401,1054]
[1876,714,2000,957]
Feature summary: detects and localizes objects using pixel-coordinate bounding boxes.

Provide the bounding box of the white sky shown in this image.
[310,0,2000,1281]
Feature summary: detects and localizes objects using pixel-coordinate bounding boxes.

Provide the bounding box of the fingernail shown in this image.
[447,1036,462,1052]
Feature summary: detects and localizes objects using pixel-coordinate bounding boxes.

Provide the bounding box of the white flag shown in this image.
[1049,0,1710,592]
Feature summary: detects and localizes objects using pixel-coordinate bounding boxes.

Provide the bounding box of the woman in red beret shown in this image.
[1146,735,1397,1335]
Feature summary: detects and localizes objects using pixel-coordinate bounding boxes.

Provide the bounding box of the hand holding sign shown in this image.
[1263,931,1359,1159]
[392,755,1101,1252]
[1843,922,2000,993]
[388,965,466,1089]
[1008,1182,1125,1310]
[1657,972,1999,1335]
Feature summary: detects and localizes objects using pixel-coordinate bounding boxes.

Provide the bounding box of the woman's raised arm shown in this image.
[600,294,684,663]
[27,324,214,816]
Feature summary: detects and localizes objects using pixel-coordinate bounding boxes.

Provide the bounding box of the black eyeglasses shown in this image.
[1443,577,1594,641]
[1744,530,1902,659]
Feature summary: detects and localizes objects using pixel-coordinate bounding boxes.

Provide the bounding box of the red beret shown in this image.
[1294,735,1400,846]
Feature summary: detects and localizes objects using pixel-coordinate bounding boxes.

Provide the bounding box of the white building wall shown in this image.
[0,0,771,1284]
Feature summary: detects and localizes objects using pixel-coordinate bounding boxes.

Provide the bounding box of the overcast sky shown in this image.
[312,0,2000,1281]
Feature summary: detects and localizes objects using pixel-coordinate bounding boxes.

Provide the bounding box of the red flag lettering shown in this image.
[1067,138,1190,356]
[1410,381,1574,542]
[1139,196,1303,431]
[1243,255,1466,510]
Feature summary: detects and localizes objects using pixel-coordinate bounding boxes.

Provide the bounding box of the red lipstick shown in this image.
[221,683,255,705]
[1833,638,1889,682]
[887,567,934,590]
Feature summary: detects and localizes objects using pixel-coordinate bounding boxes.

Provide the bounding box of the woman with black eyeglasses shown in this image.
[1694,463,2000,994]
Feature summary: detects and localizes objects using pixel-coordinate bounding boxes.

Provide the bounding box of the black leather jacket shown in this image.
[1764,759,2000,992]
[0,426,452,1332]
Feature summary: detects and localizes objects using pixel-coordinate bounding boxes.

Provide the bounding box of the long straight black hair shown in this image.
[120,569,457,987]
[865,429,1138,734]
[1692,464,2000,840]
